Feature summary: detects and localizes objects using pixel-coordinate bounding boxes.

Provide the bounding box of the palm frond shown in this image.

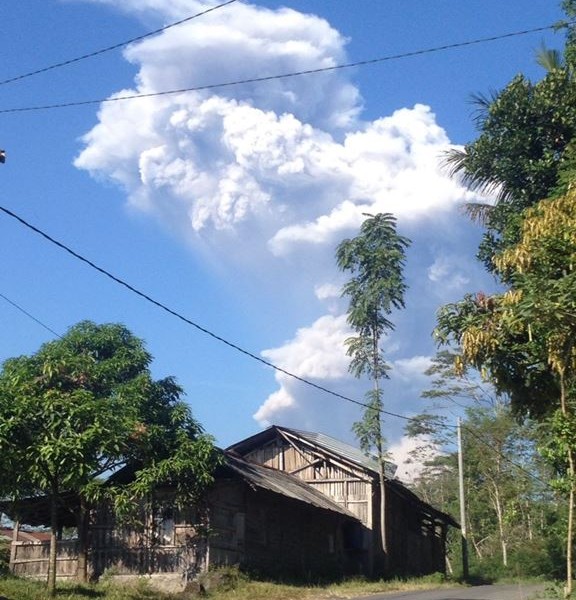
[462,202,495,226]
[536,44,564,72]
[442,148,509,202]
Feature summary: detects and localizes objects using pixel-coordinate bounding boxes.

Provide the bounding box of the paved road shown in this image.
[349,583,546,600]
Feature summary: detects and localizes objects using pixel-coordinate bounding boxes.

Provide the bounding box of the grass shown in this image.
[208,573,459,600]
[0,571,460,600]
[0,576,175,600]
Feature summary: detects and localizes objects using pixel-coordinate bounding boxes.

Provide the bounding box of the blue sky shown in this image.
[0,0,565,476]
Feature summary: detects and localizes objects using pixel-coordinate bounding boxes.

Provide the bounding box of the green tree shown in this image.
[435,190,576,594]
[444,22,576,273]
[336,212,410,571]
[0,321,218,595]
[408,358,557,579]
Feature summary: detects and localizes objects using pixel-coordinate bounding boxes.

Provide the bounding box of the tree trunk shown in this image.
[560,373,573,598]
[373,331,388,575]
[566,448,574,598]
[76,497,89,582]
[379,465,388,571]
[490,483,508,567]
[48,487,58,596]
[9,520,19,572]
[524,502,534,542]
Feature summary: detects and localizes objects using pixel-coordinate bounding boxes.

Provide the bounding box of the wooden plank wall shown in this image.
[11,541,78,579]
[386,489,446,575]
[244,440,373,529]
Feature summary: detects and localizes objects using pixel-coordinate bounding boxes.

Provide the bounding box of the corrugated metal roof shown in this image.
[227,426,457,528]
[227,425,396,477]
[224,452,359,520]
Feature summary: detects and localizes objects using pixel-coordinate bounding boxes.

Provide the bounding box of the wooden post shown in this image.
[10,519,19,573]
[457,418,469,581]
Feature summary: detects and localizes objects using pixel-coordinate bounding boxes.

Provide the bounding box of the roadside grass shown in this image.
[0,571,460,600]
[0,576,177,600]
[209,572,459,600]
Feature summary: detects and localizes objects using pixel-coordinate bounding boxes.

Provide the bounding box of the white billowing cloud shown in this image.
[389,435,440,483]
[428,254,471,293]
[393,355,433,382]
[314,283,341,301]
[262,314,351,381]
[254,314,351,426]
[76,1,487,443]
[76,1,472,260]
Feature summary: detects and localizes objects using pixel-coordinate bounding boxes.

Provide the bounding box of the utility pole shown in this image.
[457,417,469,580]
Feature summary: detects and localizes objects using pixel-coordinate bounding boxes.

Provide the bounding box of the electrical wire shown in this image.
[0,203,383,414]
[0,0,238,87]
[0,291,552,496]
[0,292,62,338]
[0,206,559,492]
[0,21,567,115]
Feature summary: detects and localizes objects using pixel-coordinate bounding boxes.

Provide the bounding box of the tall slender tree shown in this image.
[336,212,410,571]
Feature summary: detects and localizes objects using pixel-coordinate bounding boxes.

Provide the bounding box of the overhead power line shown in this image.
[0,205,559,491]
[0,0,238,87]
[0,21,568,115]
[0,203,385,415]
[0,291,61,338]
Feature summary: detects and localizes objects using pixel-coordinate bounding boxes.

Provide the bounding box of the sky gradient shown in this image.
[0,0,565,478]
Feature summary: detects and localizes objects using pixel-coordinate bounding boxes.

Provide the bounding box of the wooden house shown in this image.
[227,425,458,577]
[2,426,457,588]
[2,452,362,590]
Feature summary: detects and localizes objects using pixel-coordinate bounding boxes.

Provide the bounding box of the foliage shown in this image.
[409,352,560,580]
[0,539,9,577]
[445,36,576,272]
[0,322,218,505]
[0,573,463,600]
[0,321,218,594]
[436,190,576,414]
[0,577,182,599]
[336,213,410,457]
[434,189,576,592]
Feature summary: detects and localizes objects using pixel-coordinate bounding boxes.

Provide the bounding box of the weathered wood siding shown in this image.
[244,439,373,529]
[239,430,451,577]
[208,477,358,578]
[11,541,78,579]
[207,479,246,567]
[386,488,446,576]
[10,477,356,583]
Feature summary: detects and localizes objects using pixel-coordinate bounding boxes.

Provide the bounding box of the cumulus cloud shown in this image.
[393,355,433,381]
[76,1,471,257]
[428,254,471,292]
[389,435,441,483]
[254,313,351,425]
[75,0,486,443]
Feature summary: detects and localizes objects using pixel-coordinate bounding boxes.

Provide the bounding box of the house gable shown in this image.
[228,425,459,577]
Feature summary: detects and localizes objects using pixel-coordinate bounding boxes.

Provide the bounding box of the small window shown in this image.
[155,507,174,546]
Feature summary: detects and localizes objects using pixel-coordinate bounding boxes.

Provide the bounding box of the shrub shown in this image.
[0,539,10,577]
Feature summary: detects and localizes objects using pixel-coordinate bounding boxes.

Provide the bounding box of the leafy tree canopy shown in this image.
[0,320,218,509]
[445,18,576,272]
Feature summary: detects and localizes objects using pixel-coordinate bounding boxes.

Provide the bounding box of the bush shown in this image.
[197,565,248,594]
[0,539,10,576]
